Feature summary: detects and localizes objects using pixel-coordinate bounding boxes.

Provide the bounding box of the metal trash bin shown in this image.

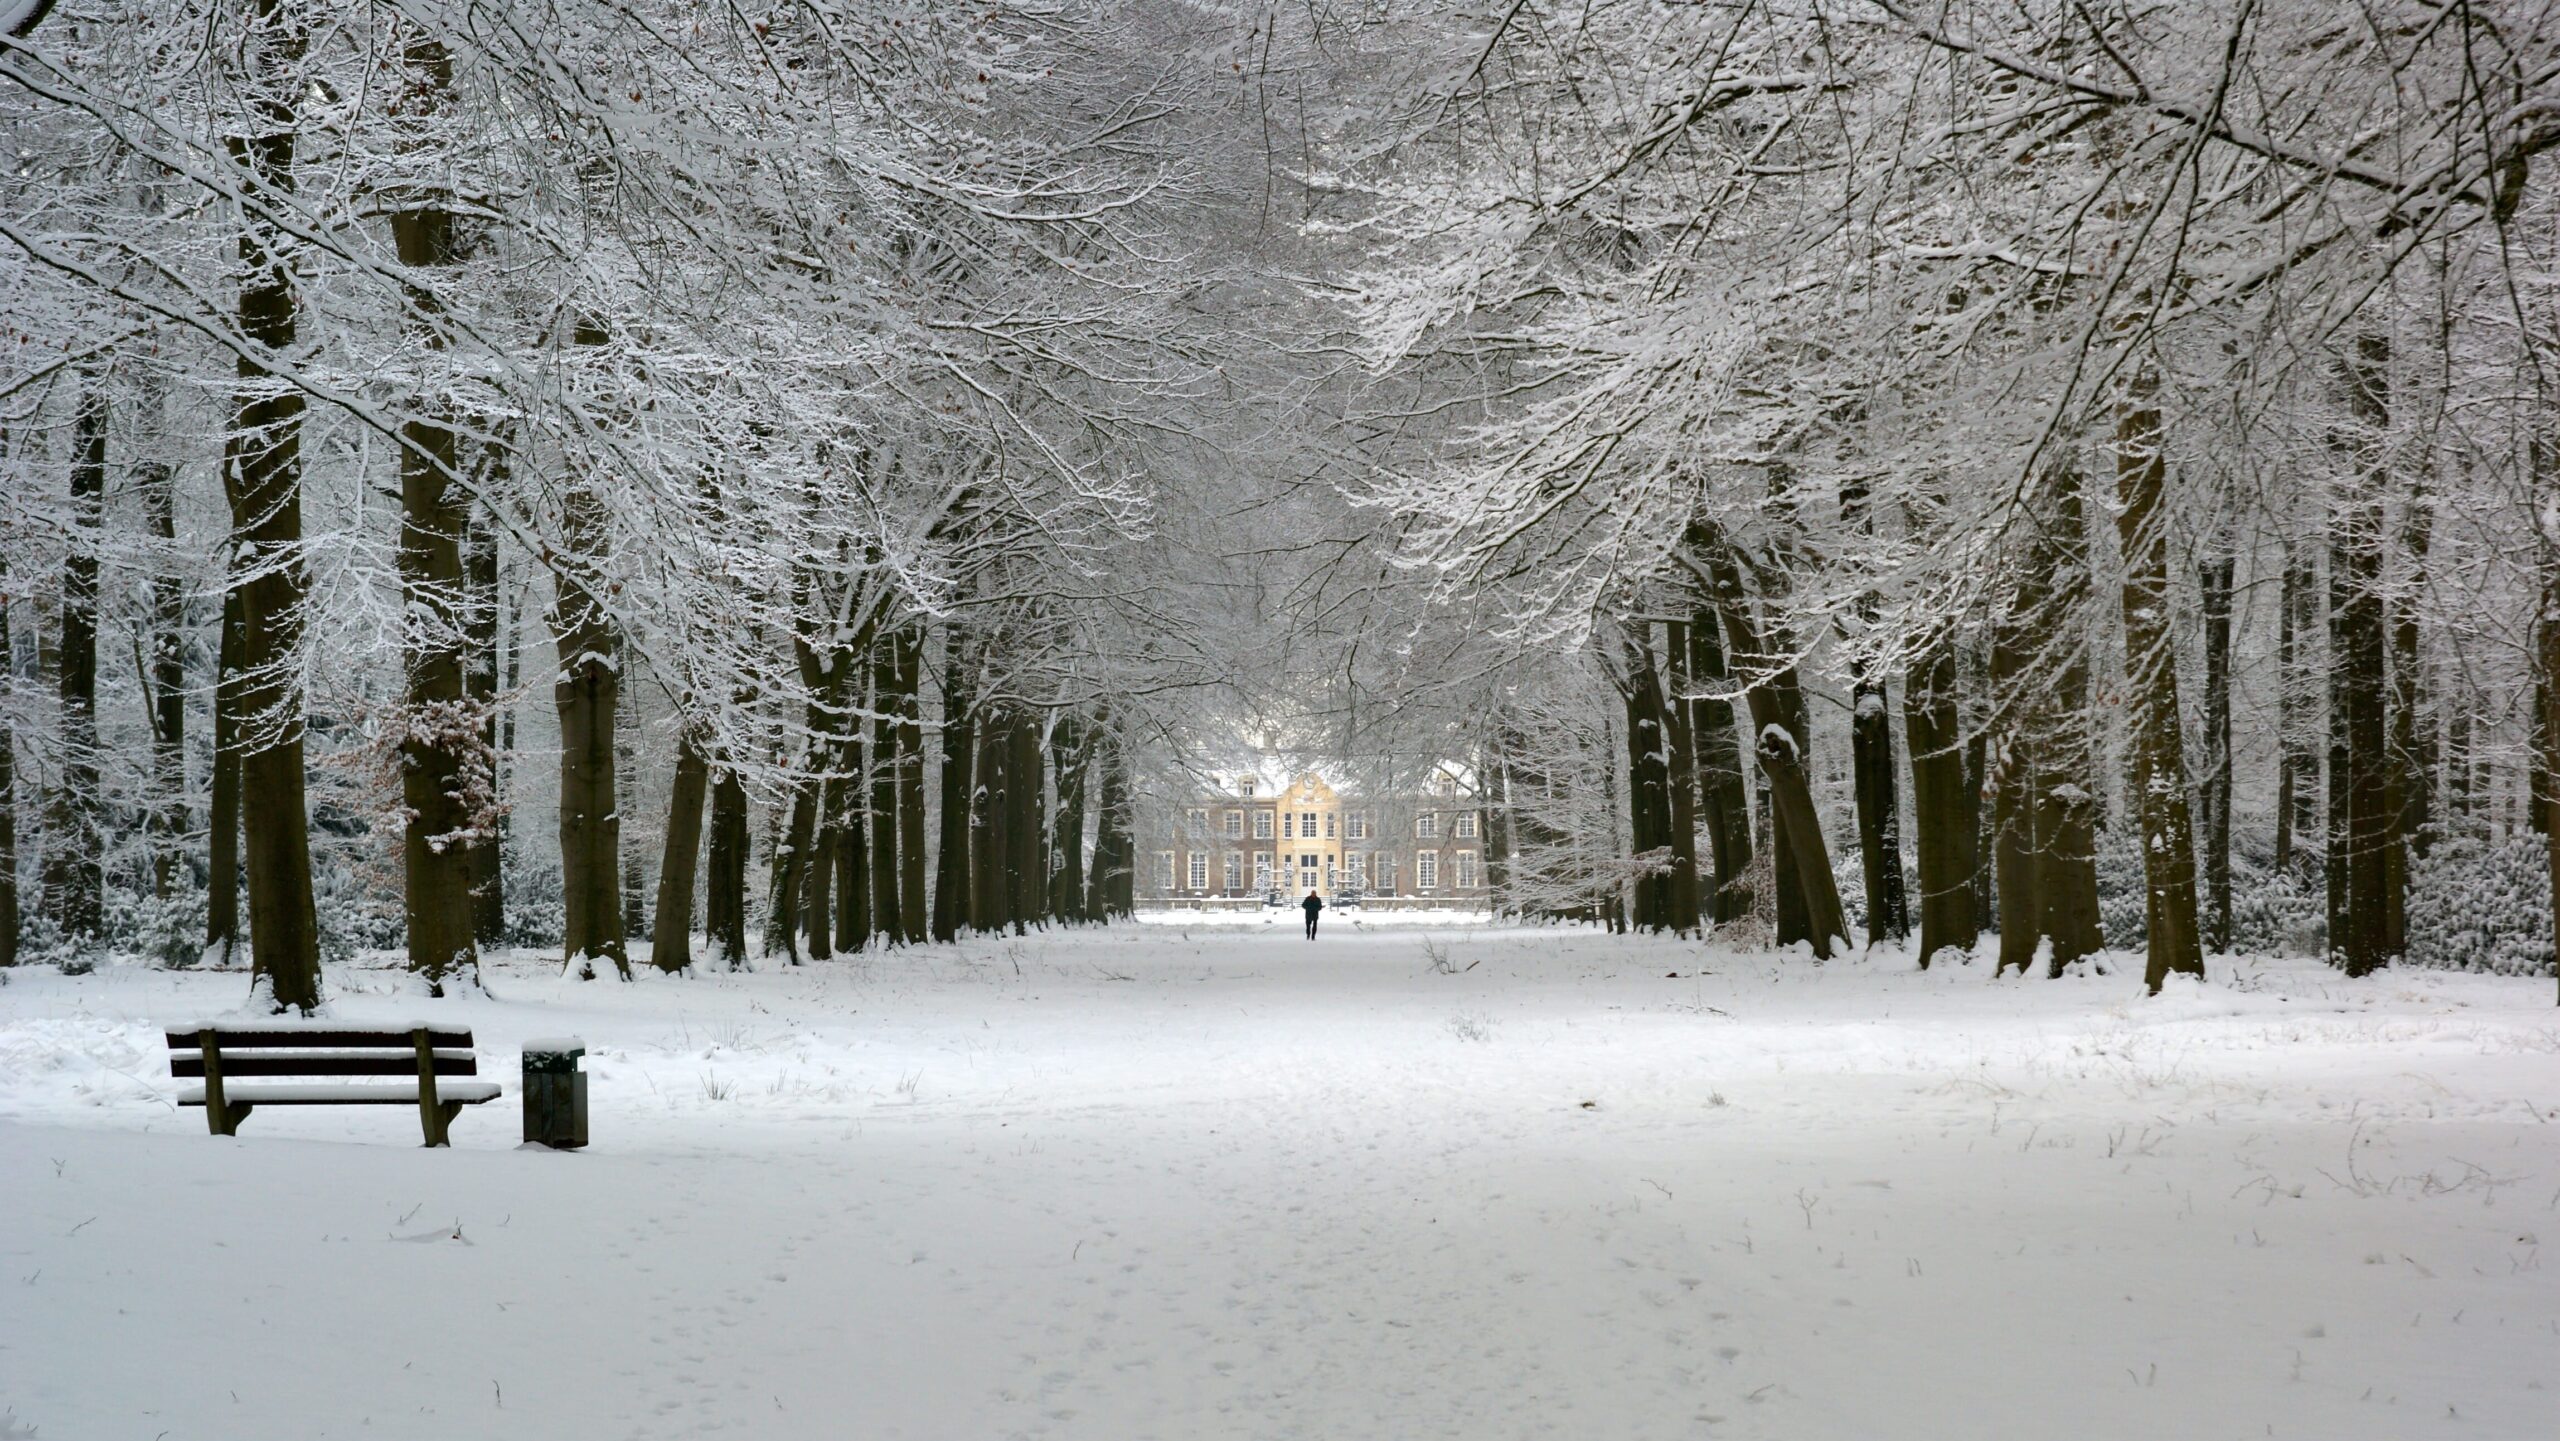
[521,1037,589,1149]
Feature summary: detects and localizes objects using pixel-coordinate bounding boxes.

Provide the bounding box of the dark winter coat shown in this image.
[1302,894,1324,917]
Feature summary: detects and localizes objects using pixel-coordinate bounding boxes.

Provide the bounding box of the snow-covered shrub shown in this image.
[504,850,567,950]
[2226,863,2324,957]
[108,886,207,969]
[2096,829,2146,950]
[2406,834,2554,977]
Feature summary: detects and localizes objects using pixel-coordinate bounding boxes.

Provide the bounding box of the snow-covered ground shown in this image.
[2,926,2553,1440]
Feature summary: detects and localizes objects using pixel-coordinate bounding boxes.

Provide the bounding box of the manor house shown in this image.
[1150,763,1488,906]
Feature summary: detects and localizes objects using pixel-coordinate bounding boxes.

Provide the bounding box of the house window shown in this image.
[1224,810,1244,838]
[1346,854,1367,888]
[1416,814,1438,840]
[1189,852,1209,891]
[1282,812,1296,839]
[1454,813,1477,839]
[1157,852,1176,890]
[1240,778,1257,797]
[1416,850,1439,890]
[1253,810,1274,839]
[1324,812,1336,838]
[1300,811,1317,839]
[1255,853,1273,891]
[1377,855,1398,893]
[1223,853,1241,891]
[1187,809,1209,834]
[1346,812,1369,840]
[1299,854,1318,888]
[1455,850,1479,888]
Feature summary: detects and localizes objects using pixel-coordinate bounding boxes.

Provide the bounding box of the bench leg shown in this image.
[421,1101,465,1147]
[210,1102,253,1137]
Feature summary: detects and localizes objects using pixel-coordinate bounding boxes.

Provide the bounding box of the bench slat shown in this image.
[165,1026,472,1049]
[177,1081,501,1106]
[170,1052,478,1079]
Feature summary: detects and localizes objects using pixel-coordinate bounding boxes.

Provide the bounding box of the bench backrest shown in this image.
[166,1026,478,1078]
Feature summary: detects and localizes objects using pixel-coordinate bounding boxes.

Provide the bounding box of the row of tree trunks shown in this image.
[226,0,323,1010]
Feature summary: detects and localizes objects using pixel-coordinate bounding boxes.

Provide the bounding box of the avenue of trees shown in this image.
[4,1,2555,1006]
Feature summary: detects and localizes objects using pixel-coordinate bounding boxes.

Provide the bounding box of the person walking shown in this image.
[1301,888,1324,939]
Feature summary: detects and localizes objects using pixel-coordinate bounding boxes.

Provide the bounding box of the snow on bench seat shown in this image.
[178,1081,502,1106]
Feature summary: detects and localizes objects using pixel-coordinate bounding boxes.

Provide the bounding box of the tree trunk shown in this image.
[0,547,16,968]
[765,779,818,964]
[141,428,187,905]
[2275,549,2313,877]
[1007,708,1046,933]
[2334,335,2392,978]
[226,1,322,1009]
[803,814,835,961]
[1904,613,1978,965]
[389,64,479,992]
[869,640,900,944]
[1991,469,2103,976]
[1849,669,1908,948]
[552,324,629,982]
[833,723,867,954]
[2199,547,2235,954]
[893,621,928,941]
[932,631,974,942]
[2114,363,2208,992]
[41,373,105,946]
[2036,471,2105,975]
[705,766,749,969]
[1687,604,1754,923]
[970,703,1008,933]
[2385,470,2432,957]
[651,731,707,972]
[1660,621,1703,935]
[1704,544,1847,957]
[1048,712,1088,922]
[1619,633,1674,932]
[1089,714,1134,920]
[463,501,506,946]
[206,584,244,965]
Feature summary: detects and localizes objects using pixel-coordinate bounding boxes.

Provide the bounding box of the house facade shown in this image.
[1147,764,1488,907]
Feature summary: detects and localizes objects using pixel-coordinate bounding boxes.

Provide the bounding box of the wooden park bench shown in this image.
[167,1024,500,1146]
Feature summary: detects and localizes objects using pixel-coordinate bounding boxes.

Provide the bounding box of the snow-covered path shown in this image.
[3,924,2554,1439]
